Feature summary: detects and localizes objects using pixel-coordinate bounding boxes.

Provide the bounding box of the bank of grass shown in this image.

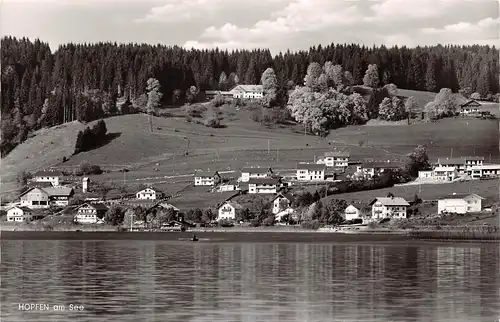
[408,229,500,241]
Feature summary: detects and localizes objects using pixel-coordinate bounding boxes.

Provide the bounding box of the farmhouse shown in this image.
[206,85,264,100]
[136,188,161,200]
[272,193,293,214]
[217,179,240,192]
[240,167,273,182]
[19,187,50,209]
[6,206,33,222]
[317,151,350,168]
[437,157,484,174]
[74,203,109,224]
[32,170,63,187]
[248,178,280,194]
[344,205,361,221]
[433,166,458,182]
[460,99,482,113]
[217,201,243,221]
[356,162,400,179]
[296,163,326,181]
[194,171,222,186]
[369,196,410,219]
[467,164,500,179]
[437,193,485,214]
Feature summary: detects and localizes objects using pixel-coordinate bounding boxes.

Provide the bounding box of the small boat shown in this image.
[191,234,199,242]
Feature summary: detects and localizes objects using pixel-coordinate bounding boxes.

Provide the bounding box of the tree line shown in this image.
[1,36,498,155]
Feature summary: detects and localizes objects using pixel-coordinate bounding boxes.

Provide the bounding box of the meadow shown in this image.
[1,103,499,205]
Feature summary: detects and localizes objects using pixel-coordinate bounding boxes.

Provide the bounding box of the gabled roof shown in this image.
[361,162,401,169]
[470,164,500,170]
[241,167,272,174]
[18,187,49,197]
[369,197,410,207]
[272,193,294,202]
[296,163,326,171]
[438,156,484,165]
[324,151,350,158]
[219,201,243,210]
[434,166,456,172]
[441,193,485,200]
[43,187,74,197]
[136,187,158,194]
[78,203,109,211]
[248,178,280,185]
[33,170,64,177]
[194,171,220,177]
[230,85,263,93]
[6,206,32,213]
[27,181,54,188]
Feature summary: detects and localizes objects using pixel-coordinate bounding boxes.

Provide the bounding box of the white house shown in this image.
[217,201,243,221]
[74,203,109,224]
[344,205,361,221]
[136,188,160,200]
[230,85,264,99]
[32,170,63,186]
[467,164,500,179]
[356,162,400,179]
[437,193,485,214]
[272,193,293,214]
[194,171,221,186]
[317,151,350,168]
[248,178,280,194]
[437,156,484,174]
[296,163,326,181]
[369,196,410,219]
[418,170,434,179]
[433,166,458,182]
[18,187,73,209]
[240,167,273,182]
[6,206,33,222]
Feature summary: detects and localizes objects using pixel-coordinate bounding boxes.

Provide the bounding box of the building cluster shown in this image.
[205,85,264,100]
[418,156,500,182]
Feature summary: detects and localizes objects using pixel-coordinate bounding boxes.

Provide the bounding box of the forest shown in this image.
[1,36,499,155]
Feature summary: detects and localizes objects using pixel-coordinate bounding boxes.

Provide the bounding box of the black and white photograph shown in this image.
[1,0,499,321]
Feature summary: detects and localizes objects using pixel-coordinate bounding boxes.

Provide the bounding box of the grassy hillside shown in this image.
[397,88,437,112]
[2,102,499,202]
[0,121,87,194]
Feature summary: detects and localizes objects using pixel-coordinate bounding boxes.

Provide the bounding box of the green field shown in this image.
[2,103,499,206]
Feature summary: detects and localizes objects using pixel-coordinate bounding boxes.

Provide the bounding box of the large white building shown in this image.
[74,203,109,224]
[467,164,500,179]
[248,178,280,194]
[296,163,326,181]
[6,206,33,222]
[369,197,410,219]
[217,201,243,221]
[433,166,458,182]
[32,170,63,187]
[437,156,484,174]
[240,167,273,183]
[194,171,222,186]
[206,85,264,100]
[437,193,484,214]
[317,151,350,168]
[136,188,161,200]
[344,205,361,221]
[272,193,293,214]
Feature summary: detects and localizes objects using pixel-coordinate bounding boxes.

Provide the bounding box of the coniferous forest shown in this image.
[1,36,499,156]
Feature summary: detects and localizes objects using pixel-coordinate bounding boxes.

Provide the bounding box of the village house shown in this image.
[433,166,458,182]
[437,193,485,214]
[248,178,280,194]
[74,203,109,224]
[32,170,63,187]
[356,162,400,179]
[437,156,484,174]
[217,179,240,192]
[316,151,350,168]
[194,171,222,186]
[205,85,264,100]
[19,187,49,209]
[6,206,33,222]
[459,100,482,114]
[344,205,361,221]
[467,164,500,179]
[296,163,326,181]
[217,201,243,221]
[369,196,410,219]
[240,167,273,182]
[272,193,293,214]
[136,187,161,200]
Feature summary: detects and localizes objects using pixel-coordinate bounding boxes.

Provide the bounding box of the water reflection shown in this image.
[1,241,499,322]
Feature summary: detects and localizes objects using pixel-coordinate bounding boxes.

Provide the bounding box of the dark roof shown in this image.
[369,197,410,206]
[272,193,294,202]
[19,187,48,197]
[361,162,401,169]
[79,203,109,211]
[7,206,32,213]
[248,178,280,185]
[461,99,481,107]
[437,156,484,165]
[27,182,54,188]
[241,167,272,174]
[296,163,326,171]
[441,193,485,200]
[194,171,220,177]
[43,187,74,197]
[33,170,64,177]
[324,151,350,158]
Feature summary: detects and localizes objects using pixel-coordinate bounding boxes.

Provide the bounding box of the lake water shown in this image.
[1,240,499,322]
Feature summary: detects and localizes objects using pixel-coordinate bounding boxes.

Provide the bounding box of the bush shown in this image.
[212,94,227,107]
[204,117,221,128]
[183,104,206,117]
[300,219,321,230]
[79,161,103,175]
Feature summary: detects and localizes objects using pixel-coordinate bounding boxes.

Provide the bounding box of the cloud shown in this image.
[183,0,363,50]
[422,17,500,34]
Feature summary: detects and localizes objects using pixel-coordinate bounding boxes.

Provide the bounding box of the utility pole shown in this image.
[450,148,453,158]
[123,171,126,186]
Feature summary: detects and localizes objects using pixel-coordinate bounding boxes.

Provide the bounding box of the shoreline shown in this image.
[1,230,499,244]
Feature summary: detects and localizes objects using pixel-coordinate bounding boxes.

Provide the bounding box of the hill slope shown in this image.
[0,121,86,194]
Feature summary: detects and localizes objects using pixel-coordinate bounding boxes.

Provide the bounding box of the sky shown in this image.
[1,0,499,54]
